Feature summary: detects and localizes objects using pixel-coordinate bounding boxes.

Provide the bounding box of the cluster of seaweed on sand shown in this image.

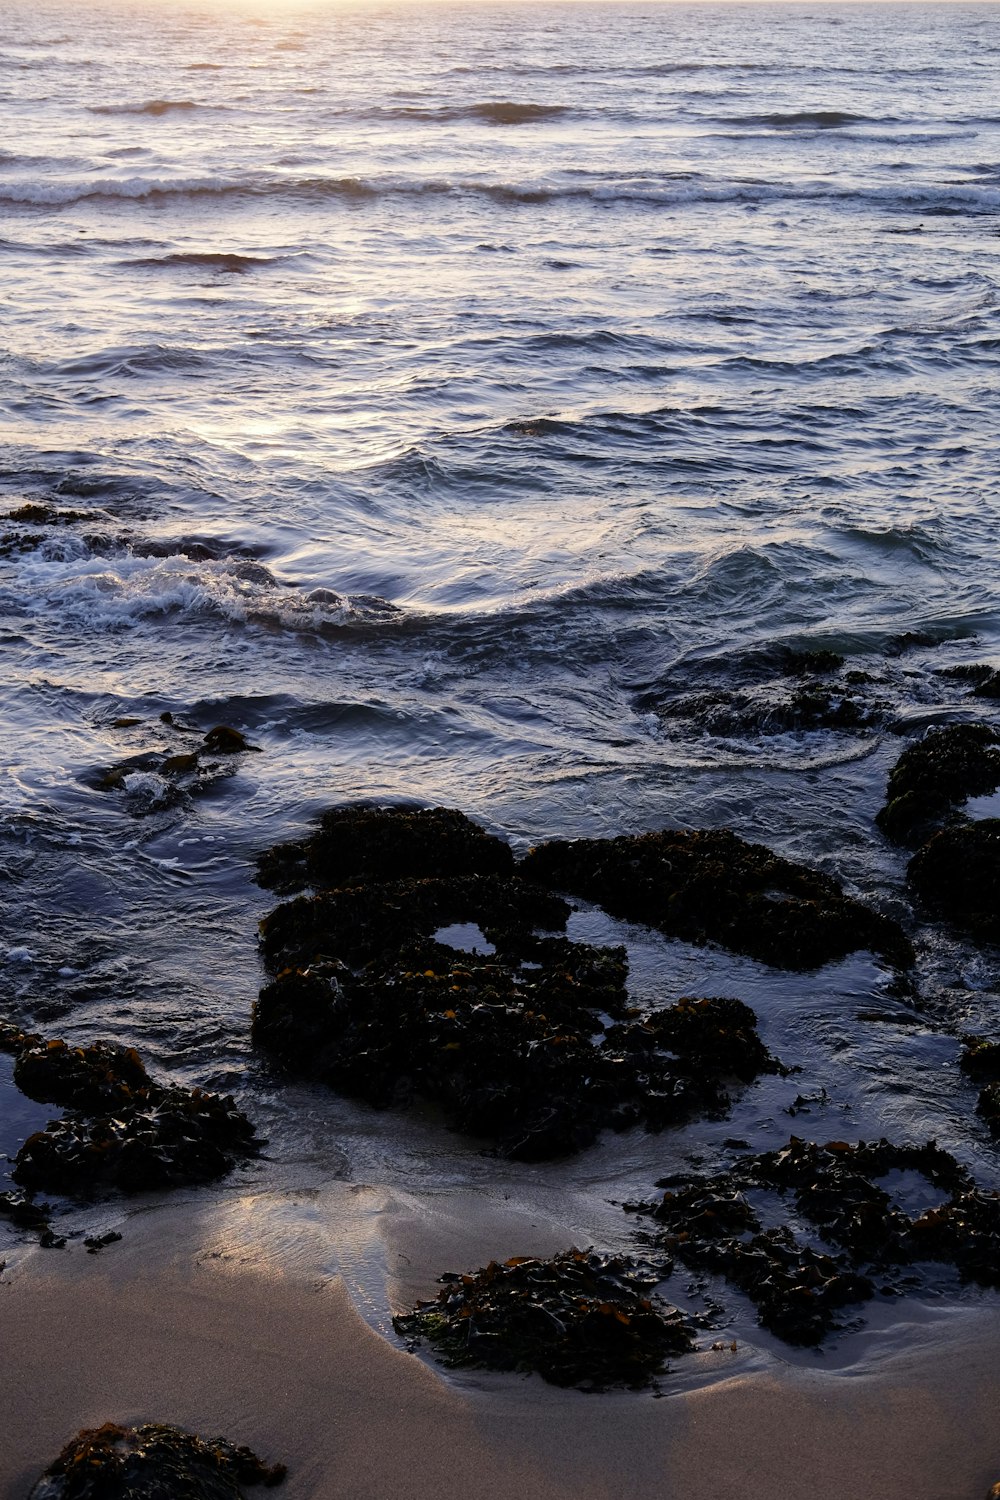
[28,1423,285,1500]
[393,1249,693,1391]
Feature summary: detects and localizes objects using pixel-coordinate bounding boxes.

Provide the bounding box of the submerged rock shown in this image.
[627,1137,1000,1346]
[28,1422,285,1500]
[394,1249,693,1390]
[520,828,912,971]
[2,1028,259,1198]
[95,720,259,816]
[907,820,1000,942]
[876,723,1000,845]
[253,808,785,1158]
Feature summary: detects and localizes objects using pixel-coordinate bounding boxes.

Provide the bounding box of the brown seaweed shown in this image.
[626,1136,1000,1346]
[28,1422,285,1500]
[2,1027,259,1198]
[393,1249,693,1390]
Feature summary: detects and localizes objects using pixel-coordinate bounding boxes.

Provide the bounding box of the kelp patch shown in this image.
[626,1137,1000,1346]
[93,713,259,816]
[28,1422,285,1500]
[393,1249,693,1390]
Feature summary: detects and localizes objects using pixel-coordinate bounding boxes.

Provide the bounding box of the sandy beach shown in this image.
[3,1184,999,1500]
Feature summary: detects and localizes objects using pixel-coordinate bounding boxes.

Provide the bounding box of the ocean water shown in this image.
[2,0,1000,1376]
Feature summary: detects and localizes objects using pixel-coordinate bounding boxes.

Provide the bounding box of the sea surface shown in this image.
[2,0,1000,1383]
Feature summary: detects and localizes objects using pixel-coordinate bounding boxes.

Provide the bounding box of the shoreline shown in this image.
[4,1187,999,1500]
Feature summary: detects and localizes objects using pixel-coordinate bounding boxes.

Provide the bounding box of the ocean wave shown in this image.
[360,100,571,125]
[88,99,204,117]
[1,550,402,636]
[721,109,879,129]
[3,170,1000,216]
[127,251,289,272]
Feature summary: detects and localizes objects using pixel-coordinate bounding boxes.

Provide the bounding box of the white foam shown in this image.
[4,547,398,636]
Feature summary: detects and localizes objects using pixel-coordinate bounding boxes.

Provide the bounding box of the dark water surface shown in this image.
[2,0,1000,1372]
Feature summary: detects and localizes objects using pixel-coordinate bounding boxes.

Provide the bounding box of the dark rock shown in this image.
[15,1038,151,1113]
[977,1083,1000,1137]
[520,828,912,971]
[84,1231,123,1253]
[258,873,567,973]
[28,1422,286,1499]
[202,725,257,755]
[255,944,781,1160]
[876,724,1000,845]
[959,1037,1000,1083]
[3,1029,259,1198]
[907,820,1000,941]
[6,502,90,525]
[255,803,515,896]
[938,663,995,685]
[393,1249,692,1390]
[0,1190,52,1229]
[95,719,257,815]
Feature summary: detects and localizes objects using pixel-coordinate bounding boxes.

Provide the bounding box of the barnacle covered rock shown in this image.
[907,820,1000,942]
[876,723,1000,845]
[520,828,911,970]
[393,1249,692,1390]
[28,1422,285,1500]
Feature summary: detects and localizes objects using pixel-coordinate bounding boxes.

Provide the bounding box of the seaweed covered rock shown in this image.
[907,820,1000,942]
[28,1422,285,1500]
[253,809,784,1159]
[3,1030,259,1197]
[627,1137,1000,1345]
[393,1249,692,1390]
[520,828,911,971]
[258,874,568,973]
[876,724,1000,845]
[256,804,515,896]
[256,949,781,1160]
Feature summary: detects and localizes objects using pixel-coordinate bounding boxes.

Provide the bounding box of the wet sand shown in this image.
[3,1191,999,1500]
